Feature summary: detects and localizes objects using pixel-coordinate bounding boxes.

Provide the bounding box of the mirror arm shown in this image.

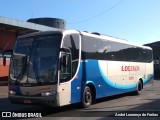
[3,56,6,66]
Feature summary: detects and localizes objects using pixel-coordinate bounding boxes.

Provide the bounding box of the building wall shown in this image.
[0,30,17,78]
[0,30,17,51]
[144,42,160,77]
[0,59,10,77]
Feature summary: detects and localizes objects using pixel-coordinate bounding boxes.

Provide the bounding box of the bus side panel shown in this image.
[71,60,104,104]
[144,62,154,86]
[70,74,82,104]
[71,60,154,104]
[71,60,134,104]
[129,62,145,86]
[99,60,154,95]
[99,60,136,96]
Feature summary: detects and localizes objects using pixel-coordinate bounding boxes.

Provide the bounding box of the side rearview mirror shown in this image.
[60,48,70,68]
[61,55,69,67]
[2,50,13,66]
[3,56,6,66]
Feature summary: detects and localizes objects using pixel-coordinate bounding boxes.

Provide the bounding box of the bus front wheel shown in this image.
[82,86,92,108]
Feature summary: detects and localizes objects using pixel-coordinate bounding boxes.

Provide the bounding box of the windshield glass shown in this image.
[14,37,33,55]
[10,34,62,84]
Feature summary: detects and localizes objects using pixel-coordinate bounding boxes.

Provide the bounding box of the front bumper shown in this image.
[9,95,58,107]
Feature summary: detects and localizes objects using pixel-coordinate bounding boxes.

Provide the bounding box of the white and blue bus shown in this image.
[7,30,153,108]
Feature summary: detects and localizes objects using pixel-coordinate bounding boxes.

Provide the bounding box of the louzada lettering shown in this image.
[121,66,140,71]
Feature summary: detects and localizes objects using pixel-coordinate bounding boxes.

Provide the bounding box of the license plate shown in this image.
[24,100,32,104]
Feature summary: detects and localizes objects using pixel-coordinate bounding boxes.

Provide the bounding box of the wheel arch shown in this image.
[83,81,96,103]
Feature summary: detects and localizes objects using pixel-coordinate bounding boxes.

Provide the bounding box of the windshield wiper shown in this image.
[15,55,28,84]
[33,58,41,84]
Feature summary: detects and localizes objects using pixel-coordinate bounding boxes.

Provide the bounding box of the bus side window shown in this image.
[81,36,98,59]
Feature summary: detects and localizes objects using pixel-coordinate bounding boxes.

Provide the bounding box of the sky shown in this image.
[0,0,160,45]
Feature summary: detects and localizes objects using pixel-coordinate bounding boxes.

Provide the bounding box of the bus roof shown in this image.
[17,30,64,39]
[17,29,152,50]
[79,31,152,50]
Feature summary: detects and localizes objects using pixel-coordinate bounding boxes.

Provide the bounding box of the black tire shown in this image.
[82,86,92,108]
[135,81,142,95]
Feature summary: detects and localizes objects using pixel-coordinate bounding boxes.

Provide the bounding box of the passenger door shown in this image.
[58,33,80,106]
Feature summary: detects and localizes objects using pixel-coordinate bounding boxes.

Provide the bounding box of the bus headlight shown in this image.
[41,91,56,97]
[9,90,16,95]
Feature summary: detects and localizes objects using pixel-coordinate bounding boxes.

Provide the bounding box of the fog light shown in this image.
[41,91,56,96]
[9,90,16,95]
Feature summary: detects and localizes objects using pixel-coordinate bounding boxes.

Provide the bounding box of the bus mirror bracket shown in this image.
[3,56,6,66]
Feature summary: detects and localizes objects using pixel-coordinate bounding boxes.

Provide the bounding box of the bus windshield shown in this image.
[10,34,62,85]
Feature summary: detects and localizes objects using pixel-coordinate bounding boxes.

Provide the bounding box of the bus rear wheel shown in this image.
[82,86,92,108]
[135,81,143,95]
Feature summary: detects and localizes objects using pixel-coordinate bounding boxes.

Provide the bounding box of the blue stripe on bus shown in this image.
[143,73,154,85]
